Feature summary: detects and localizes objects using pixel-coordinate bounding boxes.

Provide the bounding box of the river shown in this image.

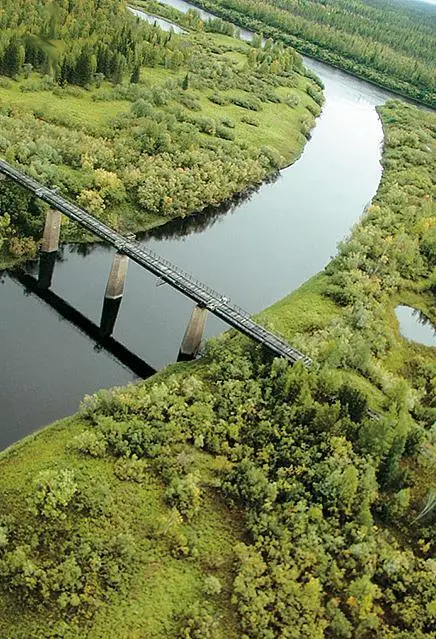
[0,1,397,450]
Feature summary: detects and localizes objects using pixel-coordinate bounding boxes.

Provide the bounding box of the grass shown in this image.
[0,416,244,638]
[0,77,131,132]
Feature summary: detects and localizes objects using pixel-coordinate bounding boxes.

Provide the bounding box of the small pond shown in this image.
[395,305,436,348]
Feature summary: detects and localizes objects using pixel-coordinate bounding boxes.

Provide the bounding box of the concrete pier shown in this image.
[41,208,62,253]
[178,304,208,361]
[104,252,129,300]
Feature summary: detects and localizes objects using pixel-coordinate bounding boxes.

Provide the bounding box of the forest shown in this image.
[0,100,434,638]
[185,0,436,107]
[0,0,321,265]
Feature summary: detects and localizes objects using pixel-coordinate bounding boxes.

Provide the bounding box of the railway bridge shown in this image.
[0,158,312,366]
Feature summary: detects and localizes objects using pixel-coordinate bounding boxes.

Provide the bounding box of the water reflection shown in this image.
[10,269,156,377]
[395,305,436,348]
[143,176,274,241]
[129,6,187,33]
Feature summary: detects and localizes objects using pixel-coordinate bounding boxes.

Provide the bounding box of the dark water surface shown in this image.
[0,6,397,449]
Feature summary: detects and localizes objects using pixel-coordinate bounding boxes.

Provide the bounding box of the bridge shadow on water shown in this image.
[7,267,157,380]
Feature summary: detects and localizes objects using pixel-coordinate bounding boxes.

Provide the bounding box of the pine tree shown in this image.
[130,64,140,84]
[2,38,25,77]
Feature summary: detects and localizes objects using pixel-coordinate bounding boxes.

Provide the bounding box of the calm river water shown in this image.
[0,4,398,449]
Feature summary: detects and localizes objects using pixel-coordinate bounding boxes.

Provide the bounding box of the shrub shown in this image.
[260,145,283,169]
[178,603,220,639]
[215,125,234,140]
[193,116,216,135]
[165,472,201,520]
[306,84,324,106]
[230,94,262,111]
[220,116,235,128]
[241,114,260,127]
[71,430,107,457]
[29,469,78,521]
[131,98,155,118]
[178,92,202,111]
[203,575,222,596]
[285,93,300,108]
[307,102,321,117]
[208,93,229,106]
[114,455,147,483]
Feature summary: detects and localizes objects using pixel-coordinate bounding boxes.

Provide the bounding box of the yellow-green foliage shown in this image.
[0,5,318,263]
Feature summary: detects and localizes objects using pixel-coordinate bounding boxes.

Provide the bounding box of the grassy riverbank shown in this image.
[0,100,434,638]
[179,0,436,108]
[0,0,321,267]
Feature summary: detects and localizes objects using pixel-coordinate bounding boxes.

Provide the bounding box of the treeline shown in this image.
[187,0,436,106]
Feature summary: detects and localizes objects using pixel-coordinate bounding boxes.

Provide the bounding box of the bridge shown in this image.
[0,158,312,366]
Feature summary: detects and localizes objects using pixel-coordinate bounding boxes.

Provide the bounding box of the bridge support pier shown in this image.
[100,251,128,336]
[104,251,129,300]
[41,208,62,253]
[178,304,208,361]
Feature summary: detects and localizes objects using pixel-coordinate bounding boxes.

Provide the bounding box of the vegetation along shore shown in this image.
[173,0,436,107]
[0,0,322,267]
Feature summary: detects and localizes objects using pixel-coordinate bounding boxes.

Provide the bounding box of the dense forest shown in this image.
[186,0,436,106]
[0,0,320,264]
[0,101,434,638]
[0,0,139,83]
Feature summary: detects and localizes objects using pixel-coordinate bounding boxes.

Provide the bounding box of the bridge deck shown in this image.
[0,158,312,366]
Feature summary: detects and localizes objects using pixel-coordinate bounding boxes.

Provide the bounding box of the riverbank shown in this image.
[0,19,321,267]
[0,100,434,638]
[167,0,435,108]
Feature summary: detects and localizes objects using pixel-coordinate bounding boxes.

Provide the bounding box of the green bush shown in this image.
[208,93,229,106]
[215,125,235,140]
[230,94,262,111]
[178,92,202,111]
[241,114,260,127]
[220,116,235,128]
[165,472,201,520]
[114,455,147,483]
[71,430,107,457]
